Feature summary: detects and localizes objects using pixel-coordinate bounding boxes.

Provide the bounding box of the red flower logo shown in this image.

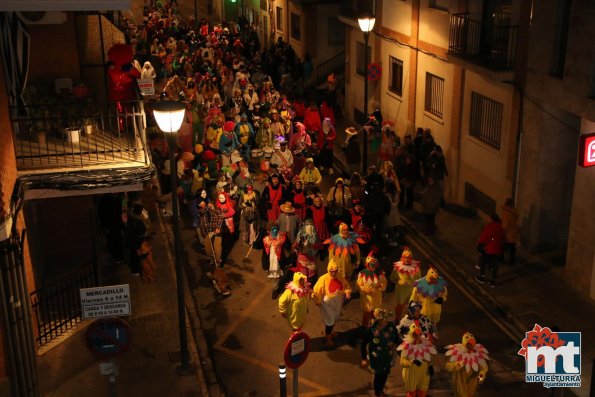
[518,324,566,368]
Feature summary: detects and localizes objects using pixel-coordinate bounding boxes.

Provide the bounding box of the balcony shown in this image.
[10,99,151,175]
[448,13,518,71]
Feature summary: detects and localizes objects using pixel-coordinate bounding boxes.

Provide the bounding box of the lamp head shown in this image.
[152,100,186,133]
[358,15,375,33]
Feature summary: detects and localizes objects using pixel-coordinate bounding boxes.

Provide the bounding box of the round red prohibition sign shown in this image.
[367,63,382,81]
[283,331,311,369]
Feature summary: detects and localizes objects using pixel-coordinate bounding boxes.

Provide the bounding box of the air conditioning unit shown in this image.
[17,11,67,25]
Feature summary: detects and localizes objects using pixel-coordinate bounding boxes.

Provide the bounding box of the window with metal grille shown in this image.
[276,6,282,31]
[389,56,403,96]
[328,17,345,45]
[260,0,267,10]
[291,13,301,41]
[429,0,449,11]
[470,92,503,149]
[356,42,371,77]
[425,72,444,118]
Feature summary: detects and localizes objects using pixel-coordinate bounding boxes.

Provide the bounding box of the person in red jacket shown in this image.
[475,213,505,287]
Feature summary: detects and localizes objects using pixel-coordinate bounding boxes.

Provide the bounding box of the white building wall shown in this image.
[458,71,515,207]
[414,52,453,151]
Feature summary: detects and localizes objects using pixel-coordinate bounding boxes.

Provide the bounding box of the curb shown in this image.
[157,210,225,397]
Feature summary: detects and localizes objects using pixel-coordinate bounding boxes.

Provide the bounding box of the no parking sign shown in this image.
[367,63,382,81]
[283,331,311,369]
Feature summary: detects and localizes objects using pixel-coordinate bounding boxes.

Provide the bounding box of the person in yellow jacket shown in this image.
[278,272,312,332]
[410,267,447,325]
[312,261,352,347]
[445,332,489,397]
[299,158,322,187]
[390,247,421,321]
[397,321,437,397]
[357,252,387,327]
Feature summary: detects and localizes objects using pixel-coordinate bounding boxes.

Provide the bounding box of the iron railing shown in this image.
[30,265,96,347]
[448,13,518,71]
[314,51,346,87]
[10,99,149,171]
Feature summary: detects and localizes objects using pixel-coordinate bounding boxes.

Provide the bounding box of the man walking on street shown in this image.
[198,201,224,267]
[475,213,505,287]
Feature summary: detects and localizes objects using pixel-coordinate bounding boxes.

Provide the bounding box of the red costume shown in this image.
[308,203,330,248]
[107,44,141,102]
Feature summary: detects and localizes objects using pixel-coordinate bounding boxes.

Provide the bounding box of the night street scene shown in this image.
[0,0,594,396]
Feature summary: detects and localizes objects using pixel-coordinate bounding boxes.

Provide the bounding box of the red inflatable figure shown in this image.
[107,44,141,131]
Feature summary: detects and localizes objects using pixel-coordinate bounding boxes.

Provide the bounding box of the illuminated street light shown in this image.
[152,100,191,374]
[358,15,375,173]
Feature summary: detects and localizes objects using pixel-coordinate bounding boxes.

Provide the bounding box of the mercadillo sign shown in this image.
[578,132,595,168]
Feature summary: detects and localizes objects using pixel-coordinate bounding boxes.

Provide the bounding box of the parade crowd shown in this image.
[100,3,503,396]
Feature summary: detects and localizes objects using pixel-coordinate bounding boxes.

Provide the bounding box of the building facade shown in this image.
[343,0,595,299]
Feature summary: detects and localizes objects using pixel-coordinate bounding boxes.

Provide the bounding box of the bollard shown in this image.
[279,363,287,397]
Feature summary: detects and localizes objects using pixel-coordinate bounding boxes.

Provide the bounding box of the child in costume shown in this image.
[324,222,364,279]
[278,271,311,332]
[390,247,421,321]
[312,260,352,348]
[396,301,437,343]
[357,253,387,328]
[410,267,448,325]
[360,308,399,397]
[216,192,235,233]
[445,332,489,397]
[397,321,437,397]
[263,225,286,279]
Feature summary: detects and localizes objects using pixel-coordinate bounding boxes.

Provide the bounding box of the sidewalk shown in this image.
[332,118,595,397]
[38,209,213,397]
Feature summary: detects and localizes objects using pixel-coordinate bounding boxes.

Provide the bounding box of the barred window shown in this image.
[429,0,449,11]
[425,72,444,118]
[356,42,371,77]
[328,17,345,45]
[291,13,301,41]
[260,0,267,11]
[470,92,503,149]
[389,56,403,96]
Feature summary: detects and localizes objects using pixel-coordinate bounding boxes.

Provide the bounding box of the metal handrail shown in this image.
[314,51,346,86]
[29,265,96,347]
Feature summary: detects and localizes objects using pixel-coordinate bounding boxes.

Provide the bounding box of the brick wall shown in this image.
[0,45,16,382]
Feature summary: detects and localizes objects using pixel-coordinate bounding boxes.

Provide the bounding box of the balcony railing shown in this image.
[448,13,518,71]
[10,99,150,172]
[315,51,346,87]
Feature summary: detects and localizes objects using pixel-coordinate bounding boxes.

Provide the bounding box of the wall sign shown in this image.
[578,132,595,168]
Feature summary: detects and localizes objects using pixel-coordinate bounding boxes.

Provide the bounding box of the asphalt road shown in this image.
[177,174,546,397]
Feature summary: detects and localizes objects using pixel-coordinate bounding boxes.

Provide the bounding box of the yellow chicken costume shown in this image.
[390,247,421,321]
[357,253,387,327]
[324,223,364,279]
[445,332,489,397]
[278,272,312,331]
[410,267,447,325]
[312,261,352,347]
[397,321,437,397]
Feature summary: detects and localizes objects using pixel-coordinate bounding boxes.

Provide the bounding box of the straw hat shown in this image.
[181,152,194,162]
[280,202,296,214]
[345,127,358,136]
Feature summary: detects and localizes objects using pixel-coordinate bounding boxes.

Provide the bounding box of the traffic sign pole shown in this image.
[293,367,298,397]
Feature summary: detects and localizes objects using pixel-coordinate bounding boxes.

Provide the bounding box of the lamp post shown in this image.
[152,100,191,373]
[358,15,375,173]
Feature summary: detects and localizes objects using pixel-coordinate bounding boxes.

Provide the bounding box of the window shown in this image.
[356,41,371,77]
[291,13,301,41]
[424,72,444,118]
[260,0,267,11]
[551,0,572,77]
[276,6,282,31]
[389,57,403,96]
[328,17,345,45]
[470,92,503,149]
[429,0,449,11]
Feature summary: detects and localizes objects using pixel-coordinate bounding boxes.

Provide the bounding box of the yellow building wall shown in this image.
[379,41,411,137]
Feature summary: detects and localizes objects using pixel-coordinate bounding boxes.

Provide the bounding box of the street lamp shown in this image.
[358,15,375,173]
[152,100,192,374]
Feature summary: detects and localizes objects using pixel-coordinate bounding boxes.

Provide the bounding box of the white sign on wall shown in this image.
[137,78,155,96]
[80,284,131,319]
